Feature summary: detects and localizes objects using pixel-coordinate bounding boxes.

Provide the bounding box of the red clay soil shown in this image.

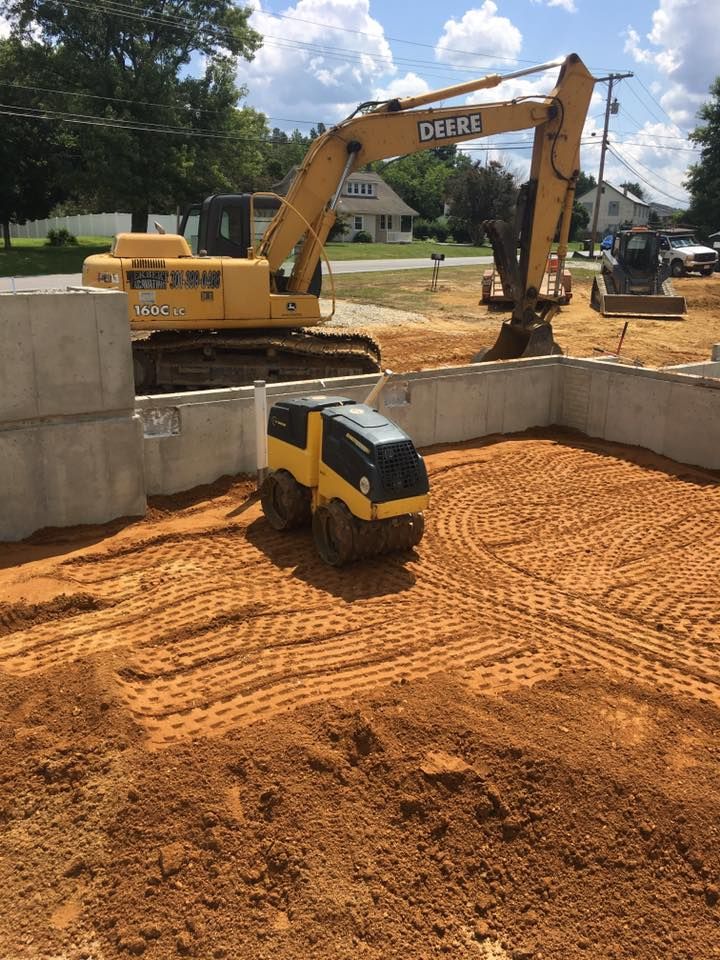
[1,433,720,960]
[371,274,720,373]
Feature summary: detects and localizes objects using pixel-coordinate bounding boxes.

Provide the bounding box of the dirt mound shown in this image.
[1,434,720,958]
[1,668,719,959]
[353,273,720,372]
[0,593,109,636]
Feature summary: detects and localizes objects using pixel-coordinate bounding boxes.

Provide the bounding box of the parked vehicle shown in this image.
[658,231,718,277]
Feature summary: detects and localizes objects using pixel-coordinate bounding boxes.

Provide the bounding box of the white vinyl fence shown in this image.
[10,212,179,239]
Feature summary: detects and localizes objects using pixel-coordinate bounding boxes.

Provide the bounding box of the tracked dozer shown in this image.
[590,229,687,319]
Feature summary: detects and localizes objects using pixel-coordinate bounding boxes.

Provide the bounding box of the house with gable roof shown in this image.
[576,180,650,237]
[334,171,419,242]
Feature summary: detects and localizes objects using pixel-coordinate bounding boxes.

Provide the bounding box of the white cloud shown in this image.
[239,0,400,125]
[624,0,719,126]
[371,73,431,102]
[435,2,522,68]
[0,16,10,38]
[531,0,577,11]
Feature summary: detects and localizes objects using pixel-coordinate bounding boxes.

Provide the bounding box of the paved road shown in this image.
[3,255,598,293]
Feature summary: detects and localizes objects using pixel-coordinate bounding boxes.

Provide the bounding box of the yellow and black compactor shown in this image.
[260,395,429,566]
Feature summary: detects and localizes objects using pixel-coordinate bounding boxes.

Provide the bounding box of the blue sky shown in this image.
[237,0,720,206]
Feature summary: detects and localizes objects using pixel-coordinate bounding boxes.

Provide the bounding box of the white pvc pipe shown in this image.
[254,380,268,486]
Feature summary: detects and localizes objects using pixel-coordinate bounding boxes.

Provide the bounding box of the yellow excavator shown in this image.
[83,54,595,391]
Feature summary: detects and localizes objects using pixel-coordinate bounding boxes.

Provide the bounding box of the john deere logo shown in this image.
[418,114,482,142]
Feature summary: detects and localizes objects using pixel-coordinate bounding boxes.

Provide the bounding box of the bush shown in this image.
[448,220,472,244]
[352,229,373,243]
[46,227,78,247]
[429,221,449,243]
[413,219,432,241]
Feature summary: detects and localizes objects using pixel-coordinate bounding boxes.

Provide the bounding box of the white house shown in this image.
[577,181,650,236]
[334,172,419,242]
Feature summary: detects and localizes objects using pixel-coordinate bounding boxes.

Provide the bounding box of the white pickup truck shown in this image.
[658,232,718,276]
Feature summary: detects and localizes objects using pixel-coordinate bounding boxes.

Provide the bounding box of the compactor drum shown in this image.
[260,396,429,566]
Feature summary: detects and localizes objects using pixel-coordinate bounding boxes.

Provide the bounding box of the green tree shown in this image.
[569,200,590,241]
[445,160,517,246]
[0,39,72,249]
[5,0,264,230]
[575,170,597,198]
[648,208,661,227]
[379,146,471,221]
[685,77,720,237]
[619,181,646,200]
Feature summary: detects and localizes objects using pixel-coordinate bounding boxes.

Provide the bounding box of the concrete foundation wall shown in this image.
[139,355,720,499]
[0,290,146,540]
[556,358,720,470]
[137,357,560,496]
[3,288,719,541]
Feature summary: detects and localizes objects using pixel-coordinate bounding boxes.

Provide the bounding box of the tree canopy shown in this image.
[4,0,265,230]
[575,170,597,197]
[685,77,720,237]
[0,39,71,248]
[377,147,471,222]
[619,181,646,200]
[444,160,518,246]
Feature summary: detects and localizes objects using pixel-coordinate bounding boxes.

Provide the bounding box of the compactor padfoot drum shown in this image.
[260,396,430,567]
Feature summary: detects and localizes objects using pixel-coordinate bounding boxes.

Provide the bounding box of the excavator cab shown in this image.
[178,195,323,296]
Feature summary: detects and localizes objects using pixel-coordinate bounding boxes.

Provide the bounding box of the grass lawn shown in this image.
[325,239,585,261]
[0,237,112,277]
[328,263,598,314]
[325,240,492,259]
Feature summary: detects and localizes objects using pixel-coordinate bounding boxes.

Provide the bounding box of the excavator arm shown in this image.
[258,54,595,357]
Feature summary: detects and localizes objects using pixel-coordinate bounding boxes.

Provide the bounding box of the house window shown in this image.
[379,215,386,230]
[387,215,393,230]
[347,181,373,196]
[354,215,363,231]
[608,200,620,216]
[401,215,412,233]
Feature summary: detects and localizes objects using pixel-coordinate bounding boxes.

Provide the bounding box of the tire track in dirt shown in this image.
[2,436,719,746]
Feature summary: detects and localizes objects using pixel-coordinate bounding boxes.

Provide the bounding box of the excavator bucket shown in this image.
[476,320,560,362]
[591,274,687,319]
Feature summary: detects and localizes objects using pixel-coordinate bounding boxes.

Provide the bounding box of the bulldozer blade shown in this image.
[595,292,687,319]
[591,273,687,319]
[475,321,560,362]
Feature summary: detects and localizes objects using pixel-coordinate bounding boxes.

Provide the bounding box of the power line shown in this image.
[0,103,305,141]
[606,144,687,204]
[635,73,680,128]
[0,79,324,126]
[616,140,698,153]
[39,0,630,88]
[610,142,693,190]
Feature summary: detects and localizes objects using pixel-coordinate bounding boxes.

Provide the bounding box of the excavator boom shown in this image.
[83,54,595,389]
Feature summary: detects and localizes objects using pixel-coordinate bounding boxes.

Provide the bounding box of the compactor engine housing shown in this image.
[261,396,429,565]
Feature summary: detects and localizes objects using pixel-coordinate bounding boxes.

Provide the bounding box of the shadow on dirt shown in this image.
[245,516,418,602]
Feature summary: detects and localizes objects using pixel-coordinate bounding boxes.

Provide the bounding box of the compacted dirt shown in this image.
[341,274,720,373]
[1,434,720,959]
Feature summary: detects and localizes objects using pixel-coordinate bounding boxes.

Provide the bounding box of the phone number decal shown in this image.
[169,269,221,290]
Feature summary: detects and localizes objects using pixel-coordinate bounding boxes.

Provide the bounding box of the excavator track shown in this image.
[132,327,382,392]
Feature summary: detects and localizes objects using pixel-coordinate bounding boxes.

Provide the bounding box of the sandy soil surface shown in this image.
[327,274,720,372]
[1,434,720,959]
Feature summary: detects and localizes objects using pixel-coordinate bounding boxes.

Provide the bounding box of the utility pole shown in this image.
[588,71,633,259]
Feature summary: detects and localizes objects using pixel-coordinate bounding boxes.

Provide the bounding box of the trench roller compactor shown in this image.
[260,376,429,566]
